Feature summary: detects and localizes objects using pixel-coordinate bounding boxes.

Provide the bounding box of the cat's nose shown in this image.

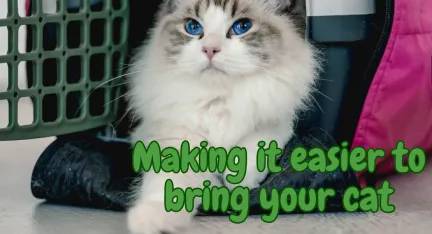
[202,47,221,60]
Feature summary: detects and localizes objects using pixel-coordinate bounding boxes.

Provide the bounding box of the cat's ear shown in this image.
[157,0,181,18]
[265,0,294,14]
[161,0,181,13]
[266,0,306,36]
[265,0,307,15]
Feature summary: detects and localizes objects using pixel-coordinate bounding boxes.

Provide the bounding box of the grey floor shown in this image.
[1,100,432,234]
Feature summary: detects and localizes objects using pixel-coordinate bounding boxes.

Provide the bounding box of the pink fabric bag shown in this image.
[353,0,432,187]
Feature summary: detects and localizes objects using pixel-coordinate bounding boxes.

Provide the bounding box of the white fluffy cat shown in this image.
[126,0,319,233]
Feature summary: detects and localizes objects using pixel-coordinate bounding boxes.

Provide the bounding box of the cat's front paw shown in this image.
[127,201,192,234]
[224,168,268,191]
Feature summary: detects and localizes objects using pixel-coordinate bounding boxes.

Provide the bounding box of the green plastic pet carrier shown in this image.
[0,0,129,141]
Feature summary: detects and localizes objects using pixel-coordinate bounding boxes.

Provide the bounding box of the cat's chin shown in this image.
[200,64,228,76]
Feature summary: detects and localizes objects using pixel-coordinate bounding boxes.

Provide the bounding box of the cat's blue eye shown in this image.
[185,19,203,35]
[232,19,253,35]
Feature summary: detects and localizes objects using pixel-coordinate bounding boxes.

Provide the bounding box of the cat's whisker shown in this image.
[114,102,135,129]
[117,60,167,72]
[309,95,325,114]
[95,68,193,120]
[316,78,333,83]
[75,63,195,116]
[73,71,145,117]
[372,22,380,30]
[117,63,134,71]
[311,88,333,102]
[129,113,138,132]
[107,81,133,88]
[104,91,131,107]
[119,61,146,68]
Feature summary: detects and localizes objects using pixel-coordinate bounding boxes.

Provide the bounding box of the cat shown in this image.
[126,0,319,233]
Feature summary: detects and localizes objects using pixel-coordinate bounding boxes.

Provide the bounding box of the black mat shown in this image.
[30,126,360,215]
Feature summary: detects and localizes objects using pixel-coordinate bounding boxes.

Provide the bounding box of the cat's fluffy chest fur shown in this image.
[130,64,302,148]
